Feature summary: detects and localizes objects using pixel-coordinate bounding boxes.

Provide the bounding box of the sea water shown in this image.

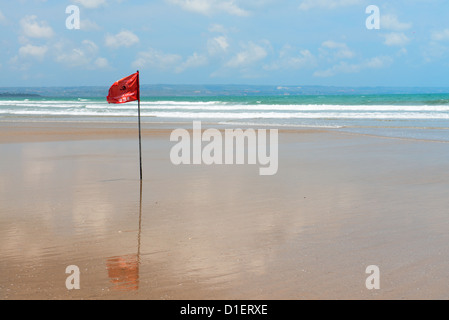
[1,93,448,141]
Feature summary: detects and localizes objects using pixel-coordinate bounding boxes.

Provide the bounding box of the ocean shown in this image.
[1,92,449,142]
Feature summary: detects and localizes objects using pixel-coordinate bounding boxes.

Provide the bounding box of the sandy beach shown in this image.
[1,121,449,300]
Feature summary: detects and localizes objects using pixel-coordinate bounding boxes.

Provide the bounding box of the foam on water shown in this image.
[1,94,448,141]
[1,99,449,118]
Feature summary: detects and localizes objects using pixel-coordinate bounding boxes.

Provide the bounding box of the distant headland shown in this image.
[0,92,41,98]
[1,85,449,98]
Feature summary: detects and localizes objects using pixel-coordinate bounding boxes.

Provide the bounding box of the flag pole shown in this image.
[137,70,142,181]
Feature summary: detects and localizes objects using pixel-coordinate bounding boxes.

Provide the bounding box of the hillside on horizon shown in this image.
[1,84,449,98]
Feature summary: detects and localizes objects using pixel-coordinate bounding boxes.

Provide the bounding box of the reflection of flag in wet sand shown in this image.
[107,255,140,291]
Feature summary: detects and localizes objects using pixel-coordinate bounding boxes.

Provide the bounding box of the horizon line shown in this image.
[1,84,449,89]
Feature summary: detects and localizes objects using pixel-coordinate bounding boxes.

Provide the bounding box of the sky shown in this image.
[1,0,449,87]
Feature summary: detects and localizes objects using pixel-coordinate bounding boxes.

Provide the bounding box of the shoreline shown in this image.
[0,120,448,145]
[0,120,332,144]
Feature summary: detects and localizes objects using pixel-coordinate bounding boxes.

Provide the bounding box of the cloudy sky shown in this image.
[1,0,449,87]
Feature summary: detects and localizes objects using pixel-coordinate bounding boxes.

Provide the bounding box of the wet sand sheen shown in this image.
[1,122,449,299]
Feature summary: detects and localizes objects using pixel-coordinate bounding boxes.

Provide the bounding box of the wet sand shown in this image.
[1,122,449,300]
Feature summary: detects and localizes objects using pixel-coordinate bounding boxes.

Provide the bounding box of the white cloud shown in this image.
[218,1,249,16]
[381,14,412,31]
[167,0,249,16]
[320,41,355,60]
[299,0,361,10]
[208,36,230,56]
[73,0,107,9]
[95,57,109,68]
[209,24,228,34]
[8,55,31,71]
[19,44,48,60]
[0,10,6,24]
[132,48,183,70]
[364,56,393,69]
[314,55,392,77]
[265,45,316,70]
[176,53,208,73]
[423,30,449,62]
[105,30,139,49]
[321,41,351,52]
[226,41,268,68]
[422,42,448,62]
[432,29,449,42]
[80,19,102,31]
[55,40,102,68]
[383,32,410,47]
[20,15,54,39]
[207,24,233,56]
[314,62,359,77]
[133,48,208,73]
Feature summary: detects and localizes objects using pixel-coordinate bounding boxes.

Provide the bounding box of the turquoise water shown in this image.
[1,93,449,141]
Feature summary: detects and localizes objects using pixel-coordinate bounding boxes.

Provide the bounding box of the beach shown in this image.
[1,121,449,300]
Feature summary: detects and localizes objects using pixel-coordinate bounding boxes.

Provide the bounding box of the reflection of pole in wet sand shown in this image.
[138,180,142,260]
[106,181,143,292]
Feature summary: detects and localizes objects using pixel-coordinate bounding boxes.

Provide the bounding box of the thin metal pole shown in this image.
[137,70,142,181]
[138,98,142,181]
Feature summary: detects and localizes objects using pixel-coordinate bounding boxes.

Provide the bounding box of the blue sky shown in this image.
[1,0,449,87]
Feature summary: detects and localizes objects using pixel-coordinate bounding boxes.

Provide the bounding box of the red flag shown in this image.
[107,72,140,104]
